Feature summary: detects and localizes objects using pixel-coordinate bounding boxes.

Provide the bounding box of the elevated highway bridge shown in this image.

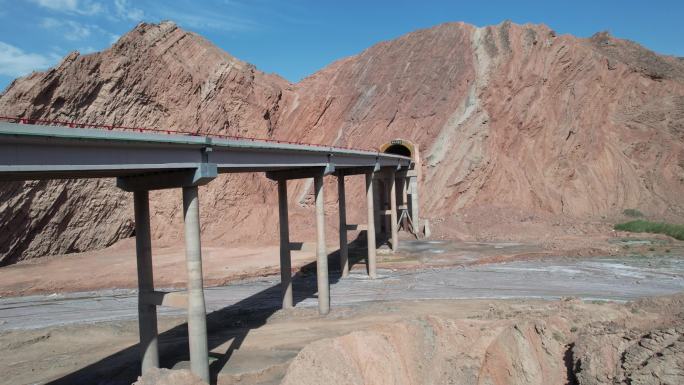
[0,118,420,382]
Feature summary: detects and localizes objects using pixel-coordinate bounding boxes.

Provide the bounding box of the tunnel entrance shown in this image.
[377,138,423,237]
[379,139,416,161]
[383,143,412,157]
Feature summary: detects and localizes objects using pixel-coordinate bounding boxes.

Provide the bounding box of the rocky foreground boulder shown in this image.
[281,299,684,385]
[281,316,570,385]
[133,368,207,385]
[574,325,684,385]
[1,21,683,264]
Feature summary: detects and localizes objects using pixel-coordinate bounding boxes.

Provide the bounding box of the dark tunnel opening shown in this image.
[383,144,412,158]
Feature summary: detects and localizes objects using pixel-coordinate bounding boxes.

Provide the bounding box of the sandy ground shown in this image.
[2,294,683,385]
[0,239,318,296]
[1,236,683,385]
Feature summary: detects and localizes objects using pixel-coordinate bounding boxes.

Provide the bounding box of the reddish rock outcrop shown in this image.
[279,298,684,385]
[1,21,683,263]
[277,22,684,241]
[0,22,287,264]
[280,316,571,385]
[573,324,684,385]
[133,368,207,385]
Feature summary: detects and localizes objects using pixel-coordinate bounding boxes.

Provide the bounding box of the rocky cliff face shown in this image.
[276,22,684,240]
[0,22,287,264]
[1,21,683,264]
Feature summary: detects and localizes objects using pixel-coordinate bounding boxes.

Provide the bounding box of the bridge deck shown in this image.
[0,122,411,181]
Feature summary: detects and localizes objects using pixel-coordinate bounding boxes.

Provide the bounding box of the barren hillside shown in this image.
[1,21,683,264]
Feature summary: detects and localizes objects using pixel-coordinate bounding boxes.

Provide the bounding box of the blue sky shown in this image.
[0,0,683,91]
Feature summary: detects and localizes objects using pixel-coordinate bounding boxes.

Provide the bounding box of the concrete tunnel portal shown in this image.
[377,139,422,238]
[380,139,415,159]
[382,143,412,157]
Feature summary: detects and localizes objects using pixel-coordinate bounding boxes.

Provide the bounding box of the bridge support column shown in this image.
[365,172,377,278]
[372,178,381,238]
[382,180,391,240]
[133,190,159,374]
[408,174,420,231]
[337,175,349,278]
[399,176,408,207]
[314,175,330,315]
[397,175,409,231]
[277,180,293,309]
[389,170,398,252]
[182,186,210,383]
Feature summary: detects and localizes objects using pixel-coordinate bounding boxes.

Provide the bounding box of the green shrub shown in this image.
[622,209,644,218]
[552,331,564,342]
[614,220,684,241]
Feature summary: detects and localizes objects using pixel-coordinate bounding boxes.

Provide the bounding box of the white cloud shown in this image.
[28,0,102,15]
[159,8,256,32]
[114,0,143,21]
[0,41,58,77]
[78,46,97,54]
[40,18,92,40]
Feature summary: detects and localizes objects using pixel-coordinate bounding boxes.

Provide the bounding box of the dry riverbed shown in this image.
[1,237,683,385]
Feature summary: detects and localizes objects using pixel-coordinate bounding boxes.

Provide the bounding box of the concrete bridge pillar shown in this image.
[182,186,210,383]
[313,175,330,315]
[365,172,377,278]
[133,190,159,374]
[382,180,391,239]
[408,173,420,231]
[372,178,381,237]
[337,175,349,278]
[398,176,408,208]
[396,175,409,231]
[277,180,293,309]
[389,170,398,251]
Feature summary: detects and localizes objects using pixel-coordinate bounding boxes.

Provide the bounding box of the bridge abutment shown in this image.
[380,139,422,235]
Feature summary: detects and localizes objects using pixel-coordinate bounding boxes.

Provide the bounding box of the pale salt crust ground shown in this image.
[1,253,682,332]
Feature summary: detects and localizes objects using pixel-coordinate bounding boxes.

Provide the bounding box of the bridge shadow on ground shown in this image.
[46,234,375,385]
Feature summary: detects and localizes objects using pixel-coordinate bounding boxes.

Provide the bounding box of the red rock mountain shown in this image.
[1,21,683,264]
